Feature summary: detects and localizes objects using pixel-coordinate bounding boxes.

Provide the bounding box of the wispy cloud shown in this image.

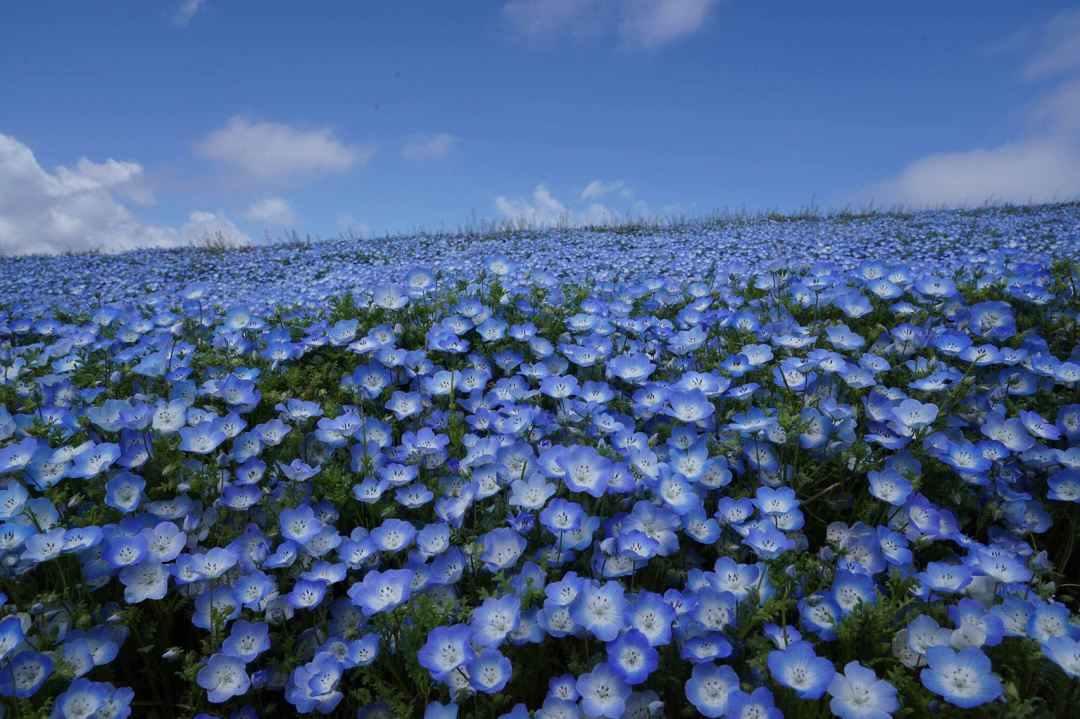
[852,13,1080,209]
[1024,9,1080,79]
[498,0,717,50]
[495,180,650,226]
[194,115,374,185]
[401,133,458,164]
[172,0,207,28]
[618,0,717,50]
[242,197,297,227]
[336,213,371,235]
[0,132,249,254]
[581,179,633,201]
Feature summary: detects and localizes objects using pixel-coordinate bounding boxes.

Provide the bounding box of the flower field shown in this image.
[2,204,1080,718]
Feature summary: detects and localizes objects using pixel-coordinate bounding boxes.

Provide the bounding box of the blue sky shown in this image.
[2,1,1080,253]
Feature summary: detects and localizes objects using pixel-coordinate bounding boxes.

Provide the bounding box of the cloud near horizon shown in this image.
[243,197,298,227]
[0,132,250,255]
[854,13,1080,209]
[194,115,374,185]
[494,181,650,227]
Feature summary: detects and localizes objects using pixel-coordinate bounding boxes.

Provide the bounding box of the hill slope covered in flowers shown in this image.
[2,204,1080,719]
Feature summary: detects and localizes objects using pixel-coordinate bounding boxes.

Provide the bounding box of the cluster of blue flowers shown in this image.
[1,205,1079,718]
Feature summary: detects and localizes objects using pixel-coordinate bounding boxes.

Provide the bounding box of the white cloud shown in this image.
[242,196,297,227]
[499,0,610,45]
[495,185,571,225]
[177,211,251,247]
[401,133,458,163]
[55,157,155,205]
[173,0,207,28]
[495,181,650,226]
[581,179,633,200]
[1024,9,1080,79]
[194,115,374,184]
[0,132,249,255]
[498,0,715,49]
[336,213,371,235]
[618,0,717,50]
[853,16,1080,211]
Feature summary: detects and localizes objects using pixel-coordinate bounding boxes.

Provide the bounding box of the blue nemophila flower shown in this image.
[607,353,656,384]
[617,529,660,561]
[540,497,586,534]
[348,568,414,616]
[867,469,912,506]
[663,389,713,423]
[508,474,557,510]
[799,594,842,641]
[693,587,738,632]
[905,614,951,660]
[655,470,699,515]
[0,614,25,661]
[57,637,94,679]
[684,662,739,717]
[52,677,110,719]
[576,661,630,718]
[1048,468,1080,502]
[415,521,450,557]
[221,620,270,663]
[726,686,782,719]
[0,650,52,698]
[890,398,938,431]
[103,472,146,513]
[21,527,67,563]
[1026,600,1079,643]
[286,578,328,610]
[192,587,241,630]
[606,628,658,685]
[276,398,323,422]
[716,496,754,526]
[190,547,238,580]
[470,595,521,648]
[827,661,899,719]
[767,641,835,699]
[547,673,579,701]
[625,591,675,646]
[971,547,1032,586]
[570,580,627,642]
[752,486,799,516]
[395,482,434,508]
[424,701,459,719]
[831,569,877,616]
[764,622,802,649]
[742,526,795,560]
[556,445,613,497]
[263,539,300,569]
[285,651,344,713]
[468,648,513,693]
[681,630,734,663]
[370,518,416,553]
[1041,635,1080,679]
[919,646,1002,708]
[346,633,381,667]
[119,557,168,603]
[179,421,228,454]
[479,527,527,571]
[277,458,320,482]
[279,505,322,544]
[418,624,474,681]
[385,391,424,420]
